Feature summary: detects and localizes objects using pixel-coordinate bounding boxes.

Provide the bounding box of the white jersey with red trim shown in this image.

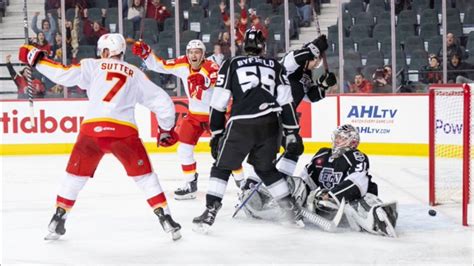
[35,58,175,137]
[144,54,219,115]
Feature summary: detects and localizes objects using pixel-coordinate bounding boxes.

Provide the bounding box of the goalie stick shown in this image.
[23,0,36,128]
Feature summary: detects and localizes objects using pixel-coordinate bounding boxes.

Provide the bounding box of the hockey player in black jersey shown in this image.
[239,124,398,237]
[244,35,337,187]
[192,28,305,233]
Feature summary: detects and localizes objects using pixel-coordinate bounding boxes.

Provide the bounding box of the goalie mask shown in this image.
[186,39,206,69]
[244,28,266,56]
[331,124,360,158]
[97,33,126,59]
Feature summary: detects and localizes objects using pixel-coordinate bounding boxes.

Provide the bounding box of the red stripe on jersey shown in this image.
[147,193,167,209]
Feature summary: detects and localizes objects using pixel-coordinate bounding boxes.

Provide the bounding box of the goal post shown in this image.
[429,84,472,226]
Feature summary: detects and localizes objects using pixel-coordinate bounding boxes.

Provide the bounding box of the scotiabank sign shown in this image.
[0,97,312,145]
[150,97,312,138]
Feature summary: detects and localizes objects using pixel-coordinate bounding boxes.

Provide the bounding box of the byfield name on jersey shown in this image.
[236,57,275,68]
[100,62,134,77]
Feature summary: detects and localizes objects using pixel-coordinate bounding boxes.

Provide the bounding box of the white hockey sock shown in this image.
[134,173,171,215]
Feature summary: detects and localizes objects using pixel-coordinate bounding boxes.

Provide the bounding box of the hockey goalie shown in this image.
[238,124,398,237]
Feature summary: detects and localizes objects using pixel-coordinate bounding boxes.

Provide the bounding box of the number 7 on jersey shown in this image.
[103,72,127,102]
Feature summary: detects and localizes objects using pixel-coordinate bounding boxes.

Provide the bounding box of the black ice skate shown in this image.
[44,207,67,240]
[154,207,182,241]
[278,197,305,228]
[174,174,198,200]
[192,201,222,234]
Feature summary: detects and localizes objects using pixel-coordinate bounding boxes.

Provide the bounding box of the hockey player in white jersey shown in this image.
[18,33,182,241]
[132,39,244,200]
[238,124,398,237]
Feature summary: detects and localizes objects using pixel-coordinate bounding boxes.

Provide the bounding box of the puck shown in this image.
[428,209,437,216]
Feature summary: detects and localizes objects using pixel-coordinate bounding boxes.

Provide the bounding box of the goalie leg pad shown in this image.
[344,193,398,237]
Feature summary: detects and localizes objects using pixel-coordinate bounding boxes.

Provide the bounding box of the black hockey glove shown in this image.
[317,72,337,90]
[283,129,304,156]
[305,34,329,59]
[210,133,223,160]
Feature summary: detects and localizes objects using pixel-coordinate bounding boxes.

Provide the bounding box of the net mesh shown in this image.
[434,88,464,203]
[433,86,472,225]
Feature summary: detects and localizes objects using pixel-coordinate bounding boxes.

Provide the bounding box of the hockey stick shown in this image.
[232,181,262,218]
[313,9,329,73]
[299,197,345,232]
[23,0,36,129]
[138,0,148,41]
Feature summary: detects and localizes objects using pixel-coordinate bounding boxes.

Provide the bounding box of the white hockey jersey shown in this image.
[144,54,219,115]
[35,58,176,137]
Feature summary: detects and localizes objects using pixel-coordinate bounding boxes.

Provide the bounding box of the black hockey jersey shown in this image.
[281,50,325,107]
[209,55,299,135]
[302,147,375,201]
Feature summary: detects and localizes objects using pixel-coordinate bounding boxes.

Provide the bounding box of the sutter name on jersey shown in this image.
[237,57,275,67]
[100,62,134,77]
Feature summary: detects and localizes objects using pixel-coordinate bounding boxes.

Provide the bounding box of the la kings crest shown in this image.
[319,167,343,189]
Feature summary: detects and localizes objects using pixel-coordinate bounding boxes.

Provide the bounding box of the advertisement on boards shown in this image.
[339,95,428,143]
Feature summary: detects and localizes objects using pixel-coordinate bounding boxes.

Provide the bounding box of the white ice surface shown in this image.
[1,153,473,265]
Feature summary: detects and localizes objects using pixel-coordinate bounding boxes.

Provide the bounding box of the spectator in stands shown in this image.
[294,0,312,27]
[218,31,231,58]
[5,54,45,99]
[146,0,171,32]
[128,0,145,32]
[219,1,231,32]
[207,43,225,66]
[447,53,472,83]
[33,32,52,57]
[250,16,269,39]
[349,73,373,93]
[438,32,465,60]
[31,12,57,44]
[372,65,393,93]
[421,54,443,84]
[312,0,322,15]
[235,2,248,49]
[83,9,109,46]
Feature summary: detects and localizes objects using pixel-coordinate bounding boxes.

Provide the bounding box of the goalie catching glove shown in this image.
[19,45,47,67]
[157,127,179,147]
[132,41,152,60]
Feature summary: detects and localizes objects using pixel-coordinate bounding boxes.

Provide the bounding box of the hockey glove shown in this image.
[210,133,223,160]
[187,72,210,92]
[305,34,328,59]
[317,72,337,90]
[283,129,304,156]
[157,127,179,147]
[132,41,152,60]
[19,45,46,67]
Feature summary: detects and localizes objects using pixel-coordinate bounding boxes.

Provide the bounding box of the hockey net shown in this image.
[429,84,472,226]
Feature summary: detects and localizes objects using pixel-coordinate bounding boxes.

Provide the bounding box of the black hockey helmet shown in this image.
[244,27,266,55]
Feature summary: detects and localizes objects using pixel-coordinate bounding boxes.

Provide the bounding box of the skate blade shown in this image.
[44,232,62,241]
[174,193,197,200]
[192,223,211,234]
[172,230,182,241]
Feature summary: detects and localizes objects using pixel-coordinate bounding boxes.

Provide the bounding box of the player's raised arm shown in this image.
[18,45,86,88]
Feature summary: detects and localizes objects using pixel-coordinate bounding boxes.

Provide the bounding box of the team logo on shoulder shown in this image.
[319,167,343,189]
[353,151,365,162]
